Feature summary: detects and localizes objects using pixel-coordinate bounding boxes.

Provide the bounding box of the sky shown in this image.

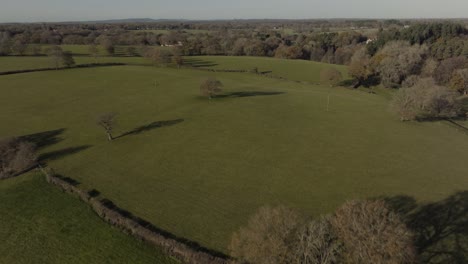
[1,0,468,23]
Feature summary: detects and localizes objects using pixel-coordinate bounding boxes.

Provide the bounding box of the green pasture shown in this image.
[0,62,467,253]
[0,173,178,264]
[0,56,148,72]
[186,56,349,83]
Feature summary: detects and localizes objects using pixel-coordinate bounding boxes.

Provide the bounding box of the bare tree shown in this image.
[229,205,303,264]
[291,216,342,264]
[97,112,118,141]
[200,78,223,99]
[0,137,36,179]
[172,48,184,69]
[331,200,417,264]
[145,48,172,66]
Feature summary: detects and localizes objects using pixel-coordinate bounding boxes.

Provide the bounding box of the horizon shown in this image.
[2,17,468,24]
[2,0,468,23]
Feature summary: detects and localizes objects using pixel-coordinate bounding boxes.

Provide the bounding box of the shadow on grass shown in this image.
[184,58,218,68]
[19,128,66,150]
[53,174,81,186]
[100,199,229,259]
[39,145,92,162]
[385,192,468,263]
[214,91,285,98]
[116,119,184,139]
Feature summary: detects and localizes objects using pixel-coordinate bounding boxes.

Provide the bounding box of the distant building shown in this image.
[160,41,183,47]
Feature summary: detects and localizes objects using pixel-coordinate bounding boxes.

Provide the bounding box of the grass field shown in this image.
[0,56,148,72]
[186,56,349,83]
[0,173,178,264]
[0,61,467,253]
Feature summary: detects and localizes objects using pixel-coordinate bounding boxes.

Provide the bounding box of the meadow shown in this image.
[0,173,178,264]
[1,56,467,254]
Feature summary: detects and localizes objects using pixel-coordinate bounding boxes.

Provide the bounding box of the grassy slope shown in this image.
[0,63,467,253]
[0,173,178,264]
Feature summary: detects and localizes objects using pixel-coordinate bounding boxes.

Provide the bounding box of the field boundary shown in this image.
[38,166,229,264]
[0,63,127,76]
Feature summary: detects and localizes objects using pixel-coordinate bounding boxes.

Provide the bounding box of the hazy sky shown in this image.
[1,0,468,23]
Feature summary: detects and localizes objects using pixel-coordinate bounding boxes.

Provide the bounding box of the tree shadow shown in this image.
[39,145,92,162]
[116,119,184,139]
[184,58,218,68]
[19,128,66,150]
[214,91,286,98]
[385,192,468,263]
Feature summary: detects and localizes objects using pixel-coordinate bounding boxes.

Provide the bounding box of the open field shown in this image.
[0,56,148,72]
[0,173,178,264]
[0,62,467,253]
[186,56,349,83]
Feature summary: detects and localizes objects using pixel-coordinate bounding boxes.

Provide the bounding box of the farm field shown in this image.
[0,173,178,264]
[0,62,467,253]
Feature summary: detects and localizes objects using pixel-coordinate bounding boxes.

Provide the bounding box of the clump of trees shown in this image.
[0,137,37,179]
[200,78,223,99]
[97,112,118,141]
[391,78,461,121]
[230,200,416,264]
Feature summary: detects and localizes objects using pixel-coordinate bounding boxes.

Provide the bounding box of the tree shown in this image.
[291,217,342,264]
[391,77,461,121]
[434,56,468,85]
[61,51,75,68]
[331,200,416,264]
[0,32,12,56]
[144,48,171,66]
[46,45,63,70]
[320,68,343,87]
[100,37,115,55]
[348,47,373,87]
[11,39,28,55]
[88,44,99,63]
[450,68,468,95]
[0,137,36,179]
[229,205,303,264]
[200,78,223,99]
[97,112,118,141]
[172,49,184,68]
[320,68,343,112]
